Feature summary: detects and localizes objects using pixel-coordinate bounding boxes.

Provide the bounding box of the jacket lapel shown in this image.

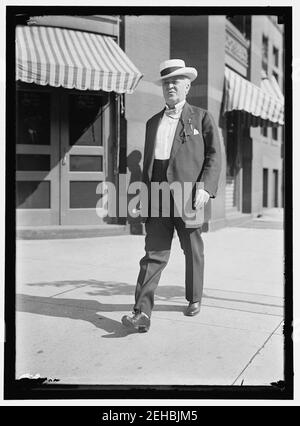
[144,103,195,179]
[169,102,194,162]
[144,109,164,180]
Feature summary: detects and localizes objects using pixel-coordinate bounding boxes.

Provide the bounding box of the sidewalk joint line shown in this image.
[50,284,90,298]
[204,287,283,299]
[230,319,283,385]
[153,315,282,334]
[201,303,283,317]
[203,294,283,308]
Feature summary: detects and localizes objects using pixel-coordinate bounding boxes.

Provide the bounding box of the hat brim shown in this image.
[155,67,197,85]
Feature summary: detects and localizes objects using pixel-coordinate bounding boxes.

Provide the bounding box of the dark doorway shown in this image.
[263,168,268,207]
[273,169,279,207]
[225,113,243,213]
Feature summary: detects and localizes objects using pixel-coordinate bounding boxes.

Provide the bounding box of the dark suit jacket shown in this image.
[141,102,222,226]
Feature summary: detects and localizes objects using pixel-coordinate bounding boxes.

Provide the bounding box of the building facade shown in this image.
[124,15,284,231]
[15,14,285,231]
[16,15,141,227]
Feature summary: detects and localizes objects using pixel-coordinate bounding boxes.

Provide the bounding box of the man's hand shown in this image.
[132,197,142,214]
[194,189,210,210]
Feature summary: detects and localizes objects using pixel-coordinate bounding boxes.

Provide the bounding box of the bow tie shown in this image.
[164,107,182,118]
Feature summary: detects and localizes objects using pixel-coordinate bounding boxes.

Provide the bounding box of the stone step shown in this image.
[16,224,130,240]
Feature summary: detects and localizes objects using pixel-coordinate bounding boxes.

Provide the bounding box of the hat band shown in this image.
[160,66,183,77]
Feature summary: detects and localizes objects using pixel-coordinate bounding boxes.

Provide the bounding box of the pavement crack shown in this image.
[50,284,89,298]
[231,319,283,385]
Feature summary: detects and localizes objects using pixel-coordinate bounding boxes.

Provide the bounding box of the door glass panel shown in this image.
[16,154,50,171]
[16,181,50,208]
[69,155,103,172]
[69,94,108,146]
[70,181,102,208]
[16,91,50,145]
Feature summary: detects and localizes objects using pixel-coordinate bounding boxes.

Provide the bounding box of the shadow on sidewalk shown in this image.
[24,279,283,308]
[16,280,186,338]
[17,280,283,340]
[24,279,186,300]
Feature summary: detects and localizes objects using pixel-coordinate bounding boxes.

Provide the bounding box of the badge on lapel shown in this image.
[182,118,198,141]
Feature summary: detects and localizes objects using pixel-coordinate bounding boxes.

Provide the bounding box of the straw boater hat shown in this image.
[155,59,198,85]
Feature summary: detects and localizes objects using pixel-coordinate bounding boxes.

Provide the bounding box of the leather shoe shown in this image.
[184,301,201,316]
[121,312,151,332]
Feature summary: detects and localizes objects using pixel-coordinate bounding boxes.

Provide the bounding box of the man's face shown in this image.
[162,76,191,107]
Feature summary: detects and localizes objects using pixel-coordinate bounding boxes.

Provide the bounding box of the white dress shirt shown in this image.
[154,100,185,160]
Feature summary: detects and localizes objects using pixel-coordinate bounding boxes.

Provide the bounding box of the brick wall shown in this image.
[250,16,284,212]
[124,15,170,160]
[123,16,170,228]
[171,15,226,226]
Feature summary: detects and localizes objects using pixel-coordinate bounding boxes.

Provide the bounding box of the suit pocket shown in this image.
[183,134,204,159]
[189,133,203,144]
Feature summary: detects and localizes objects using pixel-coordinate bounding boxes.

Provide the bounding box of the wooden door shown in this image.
[60,91,112,225]
[16,83,60,226]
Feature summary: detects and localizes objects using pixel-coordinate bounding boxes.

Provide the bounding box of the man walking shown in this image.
[122,59,222,332]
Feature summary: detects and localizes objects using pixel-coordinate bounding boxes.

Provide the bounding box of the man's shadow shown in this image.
[126,150,144,234]
[17,280,186,338]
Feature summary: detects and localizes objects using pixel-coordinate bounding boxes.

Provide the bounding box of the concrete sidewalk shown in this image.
[15,218,284,386]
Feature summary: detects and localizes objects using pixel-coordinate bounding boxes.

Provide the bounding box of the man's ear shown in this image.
[185,80,191,95]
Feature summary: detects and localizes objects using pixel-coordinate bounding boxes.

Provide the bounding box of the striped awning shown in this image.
[223,67,284,126]
[16,25,143,94]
